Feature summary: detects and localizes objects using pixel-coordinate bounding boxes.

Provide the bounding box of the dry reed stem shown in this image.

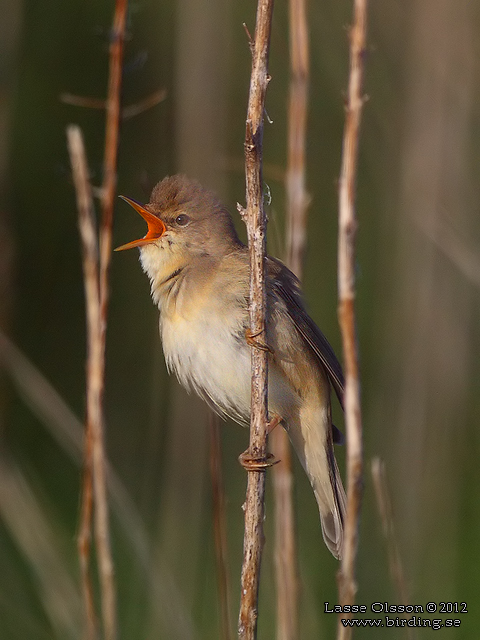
[336,1,367,638]
[67,125,117,640]
[208,411,233,640]
[270,0,309,637]
[78,432,97,640]
[285,0,309,278]
[99,0,127,312]
[96,4,128,633]
[270,433,297,640]
[66,125,100,640]
[371,458,414,640]
[68,4,127,638]
[237,1,275,638]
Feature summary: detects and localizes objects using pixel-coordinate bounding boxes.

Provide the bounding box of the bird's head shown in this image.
[116,175,241,268]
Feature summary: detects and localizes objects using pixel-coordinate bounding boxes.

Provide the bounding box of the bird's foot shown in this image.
[245,328,274,354]
[238,449,279,471]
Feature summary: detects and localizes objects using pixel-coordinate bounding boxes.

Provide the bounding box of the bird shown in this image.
[116,174,346,559]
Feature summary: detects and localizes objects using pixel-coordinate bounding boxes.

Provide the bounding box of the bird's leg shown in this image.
[245,328,274,354]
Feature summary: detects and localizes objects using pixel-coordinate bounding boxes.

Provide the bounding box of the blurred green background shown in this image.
[1,0,479,638]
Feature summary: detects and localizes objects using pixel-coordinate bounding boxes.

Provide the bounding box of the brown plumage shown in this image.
[117,174,346,558]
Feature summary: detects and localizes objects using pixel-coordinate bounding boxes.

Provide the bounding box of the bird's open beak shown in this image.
[115,196,166,251]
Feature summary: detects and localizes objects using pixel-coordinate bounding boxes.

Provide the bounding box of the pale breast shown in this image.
[155,250,301,425]
[160,287,253,423]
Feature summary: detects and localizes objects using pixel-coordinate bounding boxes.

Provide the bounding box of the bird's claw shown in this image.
[245,328,274,354]
[238,450,279,471]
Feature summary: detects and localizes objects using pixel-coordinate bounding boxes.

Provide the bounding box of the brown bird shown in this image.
[116,174,346,559]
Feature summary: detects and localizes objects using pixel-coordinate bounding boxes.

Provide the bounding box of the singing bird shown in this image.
[116,174,346,559]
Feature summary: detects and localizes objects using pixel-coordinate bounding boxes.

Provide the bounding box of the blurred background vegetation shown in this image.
[1,0,479,638]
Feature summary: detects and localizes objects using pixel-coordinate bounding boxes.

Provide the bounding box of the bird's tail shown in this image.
[317,449,346,560]
[287,406,346,559]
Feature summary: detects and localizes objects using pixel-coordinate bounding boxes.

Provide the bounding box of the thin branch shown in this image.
[60,89,167,121]
[208,411,233,640]
[66,125,100,640]
[237,2,275,640]
[66,125,117,640]
[122,89,167,120]
[67,4,127,638]
[270,0,309,637]
[60,94,108,110]
[78,432,97,640]
[97,6,128,631]
[336,1,367,638]
[371,458,414,640]
[99,0,127,312]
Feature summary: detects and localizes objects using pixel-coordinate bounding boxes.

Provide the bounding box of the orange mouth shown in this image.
[115,196,166,251]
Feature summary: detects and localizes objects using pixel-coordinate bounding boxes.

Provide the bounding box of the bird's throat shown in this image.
[139,243,188,309]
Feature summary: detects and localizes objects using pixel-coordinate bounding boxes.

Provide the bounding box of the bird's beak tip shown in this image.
[116,195,166,251]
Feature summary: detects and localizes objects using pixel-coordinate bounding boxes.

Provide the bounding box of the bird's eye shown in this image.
[175,214,190,226]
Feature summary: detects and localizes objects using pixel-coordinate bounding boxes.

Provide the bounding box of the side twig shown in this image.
[237,2,275,639]
[336,1,367,638]
[271,0,309,637]
[60,88,166,121]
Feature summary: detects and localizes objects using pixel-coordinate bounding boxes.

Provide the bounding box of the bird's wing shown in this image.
[267,257,345,409]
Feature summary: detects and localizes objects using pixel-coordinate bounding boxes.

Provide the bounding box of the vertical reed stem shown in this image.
[271,0,309,636]
[336,1,367,638]
[238,2,275,638]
